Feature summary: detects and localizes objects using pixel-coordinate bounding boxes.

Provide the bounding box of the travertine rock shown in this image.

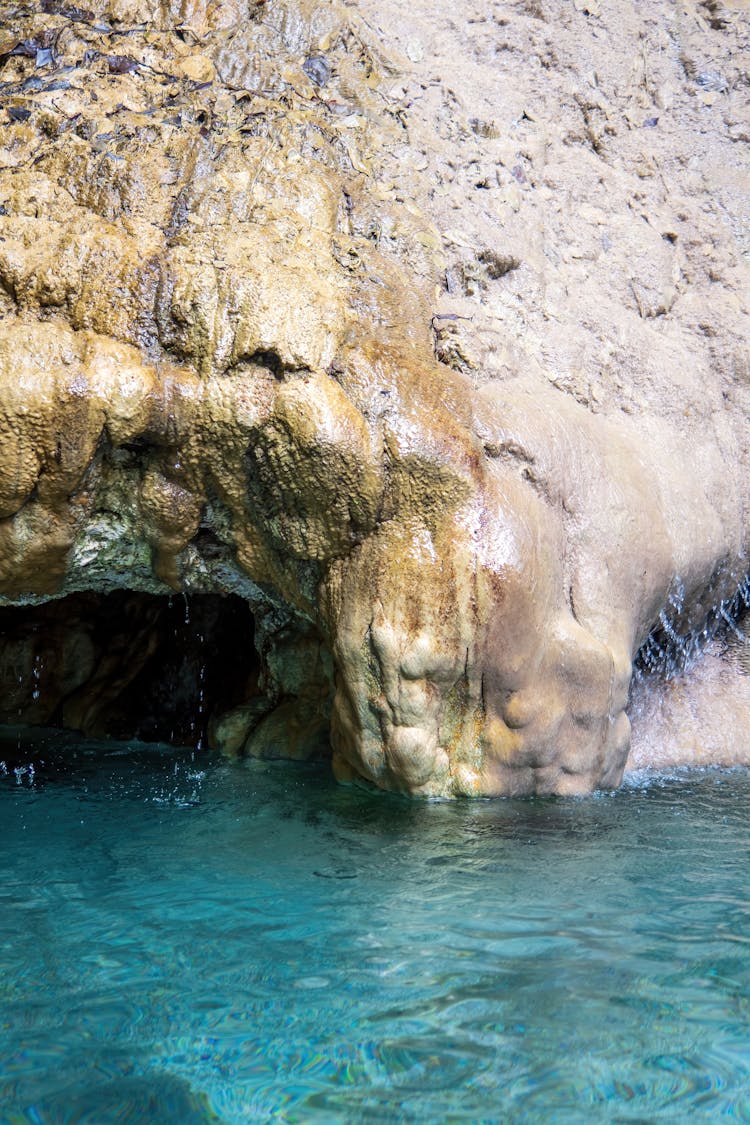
[0,0,748,794]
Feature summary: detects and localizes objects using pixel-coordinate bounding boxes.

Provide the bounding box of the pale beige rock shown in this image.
[0,0,748,794]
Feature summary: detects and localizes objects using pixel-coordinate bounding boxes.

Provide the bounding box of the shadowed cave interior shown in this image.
[0,592,332,762]
[2,580,749,780]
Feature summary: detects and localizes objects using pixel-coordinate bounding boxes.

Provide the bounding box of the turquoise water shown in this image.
[2,731,750,1123]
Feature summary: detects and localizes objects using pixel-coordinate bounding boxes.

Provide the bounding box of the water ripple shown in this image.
[2,738,750,1121]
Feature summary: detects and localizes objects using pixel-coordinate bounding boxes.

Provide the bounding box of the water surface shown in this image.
[2,729,749,1122]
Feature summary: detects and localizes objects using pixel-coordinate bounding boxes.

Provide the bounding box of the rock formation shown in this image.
[0,0,748,794]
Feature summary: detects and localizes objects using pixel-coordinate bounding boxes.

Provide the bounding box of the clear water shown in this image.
[2,730,750,1123]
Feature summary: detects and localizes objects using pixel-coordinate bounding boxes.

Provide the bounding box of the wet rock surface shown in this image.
[0,0,748,794]
[0,593,260,748]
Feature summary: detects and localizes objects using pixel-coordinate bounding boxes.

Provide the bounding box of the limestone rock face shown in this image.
[0,0,748,794]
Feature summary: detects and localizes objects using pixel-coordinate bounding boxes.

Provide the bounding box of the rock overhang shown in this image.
[1,0,749,795]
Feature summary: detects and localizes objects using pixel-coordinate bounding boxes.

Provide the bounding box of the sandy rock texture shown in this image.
[0,0,748,794]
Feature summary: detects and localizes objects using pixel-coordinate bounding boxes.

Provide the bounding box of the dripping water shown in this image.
[635,572,750,680]
[0,592,259,753]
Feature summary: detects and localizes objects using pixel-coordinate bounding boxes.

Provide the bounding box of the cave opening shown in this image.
[0,592,270,754]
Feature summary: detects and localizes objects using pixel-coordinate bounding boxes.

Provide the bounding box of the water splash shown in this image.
[636,573,750,679]
[13,762,34,787]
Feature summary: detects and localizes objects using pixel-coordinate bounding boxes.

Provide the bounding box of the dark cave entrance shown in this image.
[0,592,262,751]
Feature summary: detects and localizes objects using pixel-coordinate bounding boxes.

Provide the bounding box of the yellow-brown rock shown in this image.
[0,0,748,794]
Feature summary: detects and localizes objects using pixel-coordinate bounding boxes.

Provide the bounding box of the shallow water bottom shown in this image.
[2,728,750,1122]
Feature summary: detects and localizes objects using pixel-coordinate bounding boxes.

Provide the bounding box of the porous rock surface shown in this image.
[0,0,748,794]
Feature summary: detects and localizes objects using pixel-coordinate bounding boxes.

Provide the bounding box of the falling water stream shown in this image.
[1,727,750,1122]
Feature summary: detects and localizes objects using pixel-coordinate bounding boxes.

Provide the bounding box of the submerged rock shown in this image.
[0,0,748,794]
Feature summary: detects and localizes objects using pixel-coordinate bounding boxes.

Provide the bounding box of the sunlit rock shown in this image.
[0,0,748,794]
